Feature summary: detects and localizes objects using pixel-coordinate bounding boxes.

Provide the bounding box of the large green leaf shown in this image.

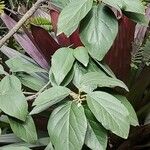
[30,103,52,115]
[17,73,47,91]
[73,61,109,93]
[80,4,118,61]
[95,60,116,78]
[0,146,31,150]
[51,48,75,85]
[0,133,22,143]
[74,47,89,67]
[87,91,130,139]
[9,116,37,144]
[80,72,129,92]
[102,0,145,14]
[33,86,70,106]
[51,0,72,9]
[73,62,87,89]
[124,11,149,25]
[73,62,97,93]
[45,142,54,150]
[84,108,108,150]
[49,68,74,87]
[108,1,148,25]
[48,101,87,150]
[0,75,28,121]
[114,95,139,126]
[57,0,93,36]
[6,57,47,74]
[30,86,71,114]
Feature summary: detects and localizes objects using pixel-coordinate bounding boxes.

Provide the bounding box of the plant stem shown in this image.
[26,81,51,101]
[0,0,47,48]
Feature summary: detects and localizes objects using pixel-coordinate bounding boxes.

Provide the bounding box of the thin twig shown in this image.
[0,0,47,48]
[26,81,51,101]
[23,92,36,95]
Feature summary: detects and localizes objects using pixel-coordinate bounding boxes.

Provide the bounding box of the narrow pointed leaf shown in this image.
[48,101,87,150]
[80,5,118,61]
[0,146,31,150]
[1,13,49,69]
[6,57,47,74]
[87,91,130,139]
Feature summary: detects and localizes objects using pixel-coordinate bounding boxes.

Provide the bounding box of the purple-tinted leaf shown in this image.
[1,13,49,69]
[134,4,150,45]
[0,45,49,84]
[30,25,60,61]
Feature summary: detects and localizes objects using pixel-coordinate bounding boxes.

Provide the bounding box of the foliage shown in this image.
[0,1,4,14]
[0,0,149,150]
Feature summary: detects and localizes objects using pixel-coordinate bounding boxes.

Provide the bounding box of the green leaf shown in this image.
[30,17,52,31]
[102,0,145,14]
[30,103,51,115]
[74,47,89,67]
[60,68,74,86]
[87,91,130,139]
[102,0,122,13]
[124,11,149,26]
[80,72,129,92]
[17,73,47,91]
[45,142,54,150]
[73,62,97,93]
[0,75,28,121]
[0,146,31,150]
[73,62,87,89]
[9,116,37,144]
[57,0,93,36]
[0,64,7,75]
[73,61,108,93]
[6,57,47,74]
[114,95,139,126]
[48,101,87,150]
[84,108,108,150]
[51,0,72,9]
[51,48,75,85]
[0,133,22,143]
[33,86,70,106]
[30,86,71,114]
[49,68,74,87]
[95,60,116,78]
[80,4,118,61]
